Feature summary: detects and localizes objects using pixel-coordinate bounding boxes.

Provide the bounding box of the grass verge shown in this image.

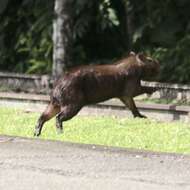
[0,107,190,154]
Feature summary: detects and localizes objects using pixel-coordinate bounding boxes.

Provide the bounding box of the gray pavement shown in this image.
[0,135,190,190]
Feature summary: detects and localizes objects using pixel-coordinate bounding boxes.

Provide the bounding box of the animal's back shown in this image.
[52,64,126,105]
[81,67,126,103]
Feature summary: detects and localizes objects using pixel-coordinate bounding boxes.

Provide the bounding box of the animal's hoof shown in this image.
[134,114,147,118]
[56,128,63,135]
[138,114,147,118]
[34,132,40,137]
[34,129,41,137]
[139,114,147,118]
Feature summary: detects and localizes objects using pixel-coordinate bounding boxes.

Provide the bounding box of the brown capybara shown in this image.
[34,52,159,136]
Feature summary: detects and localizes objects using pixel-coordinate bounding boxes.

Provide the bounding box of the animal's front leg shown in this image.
[120,97,147,118]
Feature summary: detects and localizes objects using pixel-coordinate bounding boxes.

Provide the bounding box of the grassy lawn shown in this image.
[0,107,190,154]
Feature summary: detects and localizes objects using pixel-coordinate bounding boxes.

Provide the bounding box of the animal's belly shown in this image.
[84,86,122,104]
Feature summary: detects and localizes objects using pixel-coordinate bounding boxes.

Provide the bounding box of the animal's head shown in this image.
[134,52,160,80]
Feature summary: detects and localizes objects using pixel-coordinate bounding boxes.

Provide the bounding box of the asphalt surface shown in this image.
[0,136,190,190]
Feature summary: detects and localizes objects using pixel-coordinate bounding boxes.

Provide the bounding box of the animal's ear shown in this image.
[129,51,136,56]
[136,53,146,64]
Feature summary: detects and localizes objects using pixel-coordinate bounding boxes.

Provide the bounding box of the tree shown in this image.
[52,0,73,78]
[1,0,190,84]
[0,0,53,74]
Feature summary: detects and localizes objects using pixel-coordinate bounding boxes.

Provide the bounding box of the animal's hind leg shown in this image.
[56,104,81,134]
[34,103,60,136]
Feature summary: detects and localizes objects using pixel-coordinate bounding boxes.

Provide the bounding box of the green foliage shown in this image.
[72,0,126,63]
[0,0,53,74]
[0,0,190,83]
[127,0,190,83]
[156,36,190,83]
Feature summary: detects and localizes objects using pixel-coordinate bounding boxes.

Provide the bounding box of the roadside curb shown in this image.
[1,134,189,159]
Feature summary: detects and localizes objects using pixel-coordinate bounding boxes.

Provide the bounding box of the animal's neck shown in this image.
[117,56,136,68]
[116,57,142,78]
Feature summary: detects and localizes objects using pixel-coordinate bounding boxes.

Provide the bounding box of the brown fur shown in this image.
[34,52,159,136]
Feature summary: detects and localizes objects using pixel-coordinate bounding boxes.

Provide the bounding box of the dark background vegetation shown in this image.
[0,0,190,84]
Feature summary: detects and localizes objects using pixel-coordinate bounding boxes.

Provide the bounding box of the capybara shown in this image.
[34,52,159,136]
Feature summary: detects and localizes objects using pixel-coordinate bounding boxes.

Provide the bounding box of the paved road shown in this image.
[0,135,190,190]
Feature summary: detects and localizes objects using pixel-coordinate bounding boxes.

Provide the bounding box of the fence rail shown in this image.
[0,72,190,102]
[0,92,189,123]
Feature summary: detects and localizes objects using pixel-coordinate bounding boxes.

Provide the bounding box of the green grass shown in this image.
[0,107,190,154]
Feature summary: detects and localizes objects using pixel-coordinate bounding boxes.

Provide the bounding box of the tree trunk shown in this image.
[110,0,131,52]
[126,0,135,50]
[52,0,73,78]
